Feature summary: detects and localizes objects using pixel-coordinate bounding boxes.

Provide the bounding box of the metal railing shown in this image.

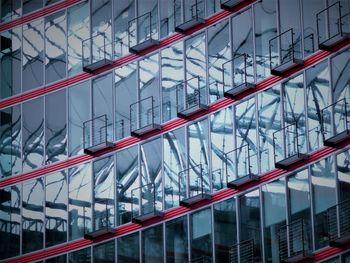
[317,2,350,47]
[278,219,311,261]
[269,28,301,71]
[130,182,161,218]
[128,12,157,48]
[176,76,207,114]
[178,164,208,201]
[83,114,111,151]
[273,123,306,164]
[229,239,255,263]
[130,96,159,133]
[321,98,350,142]
[327,199,350,243]
[82,33,111,68]
[174,0,205,27]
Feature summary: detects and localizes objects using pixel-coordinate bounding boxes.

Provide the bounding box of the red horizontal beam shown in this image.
[1,139,349,263]
[0,0,256,110]
[0,0,82,33]
[0,37,349,189]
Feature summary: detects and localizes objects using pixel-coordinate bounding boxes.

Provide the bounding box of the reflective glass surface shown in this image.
[142,224,163,263]
[117,232,139,263]
[190,208,212,259]
[166,216,188,263]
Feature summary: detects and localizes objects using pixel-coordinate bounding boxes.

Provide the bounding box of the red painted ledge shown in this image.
[0,37,349,189]
[1,140,350,263]
[0,0,82,33]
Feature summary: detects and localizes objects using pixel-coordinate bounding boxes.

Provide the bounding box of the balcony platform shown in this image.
[224,82,255,99]
[319,33,350,50]
[324,130,350,147]
[180,193,211,207]
[221,0,246,11]
[132,211,163,224]
[271,59,303,76]
[129,39,160,54]
[329,234,350,248]
[84,228,115,240]
[131,123,161,137]
[275,153,309,169]
[83,59,113,73]
[175,17,205,33]
[84,141,114,155]
[227,174,259,189]
[177,104,208,118]
[282,251,313,263]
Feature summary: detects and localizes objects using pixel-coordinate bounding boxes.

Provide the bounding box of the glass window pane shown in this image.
[214,198,236,262]
[208,19,230,103]
[254,0,277,81]
[23,19,44,92]
[235,97,258,175]
[45,255,67,263]
[0,185,21,260]
[1,0,21,22]
[142,224,163,263]
[68,81,90,157]
[312,157,337,249]
[22,178,44,254]
[93,156,114,231]
[113,0,135,57]
[23,97,44,172]
[45,10,66,84]
[211,107,234,190]
[332,48,350,102]
[337,150,350,201]
[115,62,137,140]
[67,2,90,77]
[23,0,43,15]
[239,189,262,262]
[0,104,21,178]
[166,216,188,263]
[258,85,281,173]
[45,89,67,164]
[45,171,68,247]
[163,127,186,209]
[116,145,138,226]
[185,33,206,83]
[190,208,212,260]
[69,247,91,263]
[93,240,115,263]
[159,0,176,38]
[0,27,21,99]
[117,232,139,263]
[68,163,92,241]
[263,178,286,263]
[188,119,210,192]
[140,138,162,212]
[161,42,184,122]
[306,61,330,151]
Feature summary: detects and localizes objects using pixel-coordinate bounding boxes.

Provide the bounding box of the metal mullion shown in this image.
[285,175,291,258]
[236,197,241,263]
[211,204,216,263]
[308,165,316,252]
[259,186,266,263]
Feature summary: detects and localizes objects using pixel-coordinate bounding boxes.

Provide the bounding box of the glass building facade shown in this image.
[0,0,350,262]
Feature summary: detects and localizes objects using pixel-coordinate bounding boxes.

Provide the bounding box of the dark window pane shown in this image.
[69,247,92,263]
[22,178,44,254]
[214,198,236,262]
[0,104,21,178]
[337,150,350,201]
[45,89,67,164]
[93,240,115,263]
[166,216,188,263]
[0,27,21,99]
[22,97,44,172]
[0,186,21,260]
[1,0,21,22]
[45,255,67,263]
[117,232,139,263]
[69,163,92,241]
[190,208,212,259]
[23,0,43,15]
[142,224,163,263]
[45,171,67,247]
